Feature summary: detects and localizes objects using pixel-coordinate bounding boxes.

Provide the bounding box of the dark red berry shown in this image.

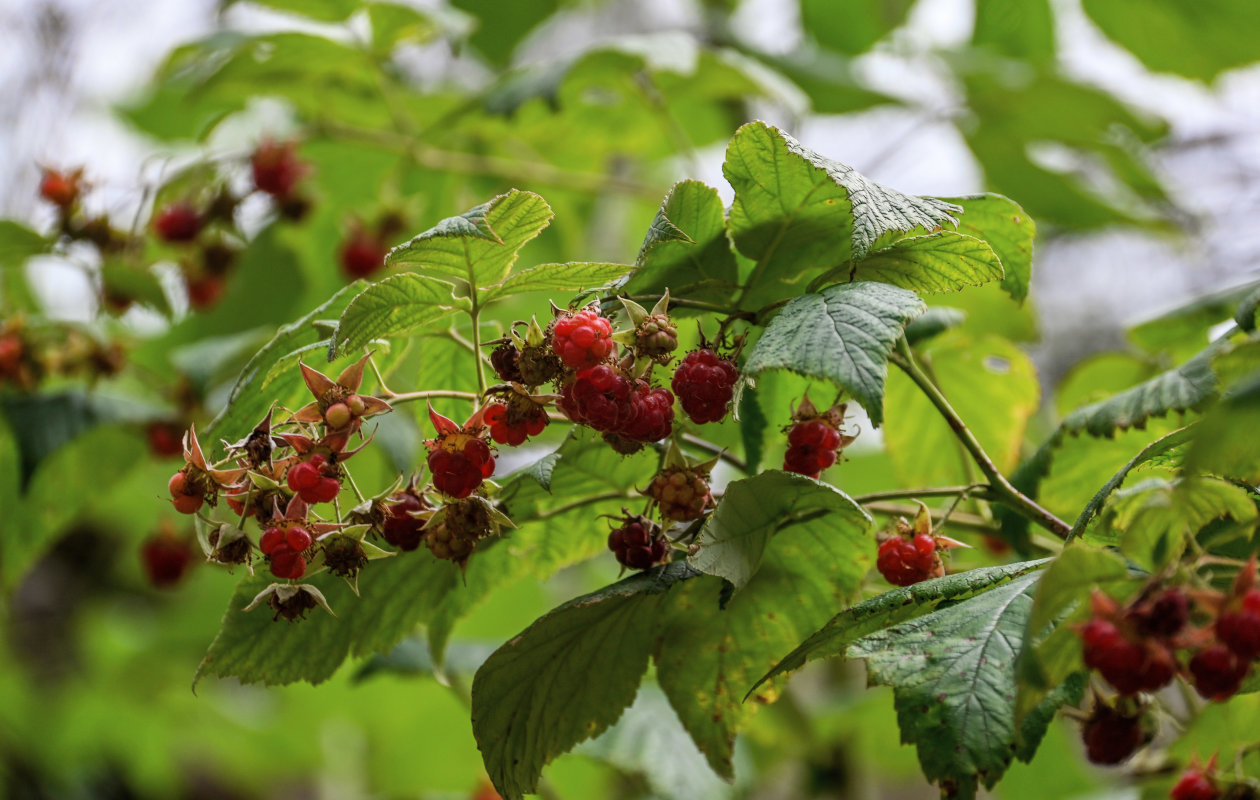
[618,384,673,443]
[168,471,204,514]
[251,139,306,198]
[339,228,389,279]
[1189,644,1250,701]
[154,203,203,243]
[259,527,286,555]
[607,514,668,570]
[784,418,845,478]
[671,349,738,424]
[1171,768,1220,800]
[561,365,637,433]
[1216,589,1260,660]
[1081,703,1144,765]
[876,533,939,587]
[140,530,195,588]
[0,335,21,378]
[186,275,224,310]
[383,490,428,551]
[146,421,184,459]
[285,526,312,553]
[551,308,614,369]
[1079,618,1176,695]
[490,342,523,383]
[428,438,495,498]
[268,546,306,580]
[1132,588,1190,639]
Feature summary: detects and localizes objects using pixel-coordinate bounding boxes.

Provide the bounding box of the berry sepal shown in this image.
[244,582,335,621]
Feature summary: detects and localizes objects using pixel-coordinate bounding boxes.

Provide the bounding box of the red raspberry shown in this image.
[608,514,668,570]
[646,467,711,522]
[285,526,312,552]
[186,275,224,310]
[428,438,495,498]
[784,419,845,478]
[876,533,939,587]
[140,530,195,588]
[671,350,738,424]
[1171,768,1220,800]
[1216,589,1260,660]
[154,203,203,243]
[287,455,340,504]
[1081,703,1144,765]
[251,139,306,198]
[551,308,614,369]
[1188,644,1250,701]
[490,342,523,383]
[383,489,429,551]
[339,228,389,279]
[1079,618,1176,695]
[484,402,530,447]
[0,335,21,377]
[1132,588,1190,640]
[561,365,637,432]
[259,527,286,555]
[39,168,82,209]
[168,471,205,515]
[268,546,306,580]
[146,421,184,459]
[618,384,674,443]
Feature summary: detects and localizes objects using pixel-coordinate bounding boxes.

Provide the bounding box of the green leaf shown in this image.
[883,334,1040,485]
[100,260,172,315]
[800,0,915,55]
[386,190,553,289]
[905,307,967,345]
[0,220,48,267]
[367,2,441,52]
[742,281,925,426]
[1186,372,1260,483]
[330,273,462,357]
[470,562,700,800]
[626,180,739,303]
[849,571,1046,798]
[943,194,1036,303]
[737,387,767,475]
[689,470,870,592]
[1061,338,1224,437]
[850,231,1003,294]
[723,121,959,307]
[753,559,1050,695]
[451,0,557,66]
[238,0,359,21]
[483,262,633,304]
[1081,0,1260,82]
[973,0,1055,63]
[206,283,363,449]
[1235,287,1260,333]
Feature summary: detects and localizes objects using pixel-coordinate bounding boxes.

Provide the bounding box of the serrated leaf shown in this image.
[483,262,633,304]
[330,273,462,357]
[1061,338,1225,437]
[943,194,1036,302]
[386,190,553,289]
[0,221,49,267]
[626,180,739,303]
[471,562,701,800]
[689,470,870,592]
[737,387,766,474]
[743,282,925,426]
[850,231,1003,294]
[1186,372,1260,484]
[905,307,967,345]
[723,121,959,308]
[754,559,1051,693]
[849,571,1044,798]
[1235,287,1260,333]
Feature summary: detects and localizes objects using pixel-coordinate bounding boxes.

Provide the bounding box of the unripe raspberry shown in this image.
[325,402,353,430]
[517,341,562,386]
[635,313,678,361]
[647,467,711,522]
[154,203,203,243]
[40,168,82,209]
[551,308,614,369]
[1216,589,1260,660]
[1171,768,1220,800]
[426,498,494,564]
[671,349,738,424]
[168,471,205,515]
[876,533,940,587]
[1081,703,1145,765]
[346,394,367,416]
[607,514,668,570]
[1189,644,1250,701]
[490,342,523,383]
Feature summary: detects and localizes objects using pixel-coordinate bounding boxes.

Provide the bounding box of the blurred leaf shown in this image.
[238,0,359,21]
[451,0,559,66]
[330,273,462,357]
[943,194,1035,303]
[626,180,739,304]
[884,334,1039,485]
[850,231,1004,294]
[485,262,633,304]
[689,470,870,592]
[850,571,1049,798]
[754,559,1050,693]
[367,2,441,52]
[387,190,554,290]
[1054,352,1156,417]
[1127,279,1257,363]
[750,47,900,115]
[1186,372,1260,483]
[800,0,916,55]
[905,307,966,345]
[973,0,1055,63]
[101,260,172,316]
[471,562,701,800]
[0,221,48,267]
[354,637,499,682]
[743,281,925,426]
[737,387,767,474]
[1081,0,1260,82]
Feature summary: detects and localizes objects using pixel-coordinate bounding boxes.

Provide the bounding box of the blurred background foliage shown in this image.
[1,0,1259,797]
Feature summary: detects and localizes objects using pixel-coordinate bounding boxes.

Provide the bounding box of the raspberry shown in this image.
[146,421,184,459]
[285,526,313,553]
[561,365,637,432]
[784,419,844,478]
[671,350,738,424]
[635,313,677,361]
[154,203,203,243]
[1216,589,1260,660]
[383,489,429,551]
[339,228,389,279]
[0,335,21,377]
[325,402,353,430]
[876,533,939,587]
[607,514,668,570]
[268,546,306,580]
[615,383,673,444]
[186,275,224,310]
[140,530,195,588]
[1081,703,1144,765]
[168,470,205,515]
[287,455,340,504]
[426,497,494,564]
[259,527,286,555]
[1189,644,1250,701]
[1171,768,1220,800]
[490,342,523,383]
[647,467,711,522]
[484,400,548,446]
[551,308,614,369]
[1079,618,1176,695]
[251,139,306,198]
[429,438,495,498]
[39,168,82,209]
[1132,588,1190,640]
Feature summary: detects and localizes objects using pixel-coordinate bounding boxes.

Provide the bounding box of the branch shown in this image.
[889,341,1071,539]
[862,502,994,533]
[851,485,992,505]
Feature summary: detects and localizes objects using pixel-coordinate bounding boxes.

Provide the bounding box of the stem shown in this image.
[851,485,990,504]
[528,490,636,521]
[889,340,1072,540]
[863,502,994,533]
[469,305,488,396]
[679,433,748,473]
[619,294,747,318]
[381,389,479,404]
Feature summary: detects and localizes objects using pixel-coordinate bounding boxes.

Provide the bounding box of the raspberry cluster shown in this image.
[607,513,669,571]
[874,506,959,587]
[552,308,615,369]
[0,319,125,393]
[782,396,855,478]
